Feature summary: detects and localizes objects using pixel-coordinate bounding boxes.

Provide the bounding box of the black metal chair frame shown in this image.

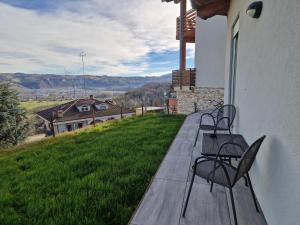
[194,104,236,147]
[183,136,266,225]
[195,99,224,114]
[209,99,224,111]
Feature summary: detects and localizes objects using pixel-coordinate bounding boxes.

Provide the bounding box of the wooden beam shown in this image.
[179,0,187,89]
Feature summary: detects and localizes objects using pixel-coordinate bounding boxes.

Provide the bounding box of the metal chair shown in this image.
[194,99,224,114]
[194,104,236,147]
[209,99,224,112]
[183,136,266,225]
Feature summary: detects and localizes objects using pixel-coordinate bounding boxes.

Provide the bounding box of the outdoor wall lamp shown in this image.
[246,1,263,18]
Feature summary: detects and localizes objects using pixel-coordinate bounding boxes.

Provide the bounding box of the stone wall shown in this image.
[176,87,224,114]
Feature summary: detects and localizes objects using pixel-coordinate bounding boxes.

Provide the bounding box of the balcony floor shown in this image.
[129,112,268,225]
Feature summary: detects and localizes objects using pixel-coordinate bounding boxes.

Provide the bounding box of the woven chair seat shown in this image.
[195,160,237,187]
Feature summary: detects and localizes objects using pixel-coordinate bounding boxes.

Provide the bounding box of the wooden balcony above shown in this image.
[172,68,196,88]
[191,0,229,20]
[176,9,197,43]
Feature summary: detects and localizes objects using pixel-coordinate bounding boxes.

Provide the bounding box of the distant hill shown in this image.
[0,73,171,91]
[113,82,171,108]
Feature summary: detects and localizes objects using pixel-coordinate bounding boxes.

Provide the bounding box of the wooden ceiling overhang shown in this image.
[190,0,230,20]
[176,9,197,43]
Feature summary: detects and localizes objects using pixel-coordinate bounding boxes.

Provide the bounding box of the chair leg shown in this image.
[229,187,238,225]
[247,173,260,213]
[209,167,216,192]
[183,170,196,217]
[194,124,201,147]
[242,175,248,186]
[210,180,214,192]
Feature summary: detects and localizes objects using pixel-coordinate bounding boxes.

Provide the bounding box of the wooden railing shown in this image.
[172,68,196,88]
[176,9,197,43]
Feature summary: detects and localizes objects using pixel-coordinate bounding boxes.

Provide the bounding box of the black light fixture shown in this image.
[246,1,263,18]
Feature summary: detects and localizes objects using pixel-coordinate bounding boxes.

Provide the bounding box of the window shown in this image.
[80,105,90,112]
[229,16,239,105]
[66,124,72,131]
[96,103,108,110]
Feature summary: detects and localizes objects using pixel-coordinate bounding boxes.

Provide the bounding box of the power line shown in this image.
[79,52,86,96]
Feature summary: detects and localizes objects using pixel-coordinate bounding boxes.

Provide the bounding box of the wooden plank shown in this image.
[156,154,191,182]
[130,179,186,225]
[168,138,193,157]
[179,183,231,225]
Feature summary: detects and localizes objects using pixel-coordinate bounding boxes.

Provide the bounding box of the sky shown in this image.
[0,0,194,77]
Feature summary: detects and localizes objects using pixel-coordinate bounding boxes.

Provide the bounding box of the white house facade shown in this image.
[164,0,299,224]
[189,0,300,224]
[222,1,300,224]
[37,96,134,135]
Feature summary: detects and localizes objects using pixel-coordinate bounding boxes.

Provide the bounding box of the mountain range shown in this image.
[0,73,171,91]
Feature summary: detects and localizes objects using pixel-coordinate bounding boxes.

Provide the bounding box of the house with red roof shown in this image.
[36,95,134,135]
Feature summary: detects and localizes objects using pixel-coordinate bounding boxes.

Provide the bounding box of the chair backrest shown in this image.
[234,136,266,184]
[217,104,236,127]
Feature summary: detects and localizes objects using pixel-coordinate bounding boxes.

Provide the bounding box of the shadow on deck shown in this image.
[129,112,268,225]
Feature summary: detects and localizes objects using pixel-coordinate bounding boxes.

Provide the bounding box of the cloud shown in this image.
[143,71,171,77]
[0,0,193,76]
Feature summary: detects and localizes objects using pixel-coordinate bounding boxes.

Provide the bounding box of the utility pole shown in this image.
[72,79,76,99]
[79,52,86,96]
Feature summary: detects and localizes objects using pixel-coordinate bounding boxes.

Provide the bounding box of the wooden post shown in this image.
[142,103,144,116]
[50,117,55,137]
[92,108,96,127]
[166,99,170,115]
[180,0,187,90]
[121,104,123,119]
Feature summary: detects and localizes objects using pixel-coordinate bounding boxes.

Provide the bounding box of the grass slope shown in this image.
[0,114,185,225]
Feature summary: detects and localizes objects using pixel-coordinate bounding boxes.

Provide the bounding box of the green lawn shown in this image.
[0,114,185,225]
[21,100,68,112]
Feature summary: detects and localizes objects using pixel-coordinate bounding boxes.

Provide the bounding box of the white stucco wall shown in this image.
[53,113,134,134]
[224,0,300,225]
[195,16,227,88]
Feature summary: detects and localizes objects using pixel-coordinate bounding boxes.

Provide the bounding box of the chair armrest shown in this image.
[194,156,211,165]
[200,113,216,126]
[194,155,235,170]
[216,142,245,159]
[194,156,234,186]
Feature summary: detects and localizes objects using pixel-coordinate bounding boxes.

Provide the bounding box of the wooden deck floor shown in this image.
[129,112,268,225]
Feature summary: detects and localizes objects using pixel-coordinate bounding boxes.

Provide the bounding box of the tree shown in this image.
[0,83,29,148]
